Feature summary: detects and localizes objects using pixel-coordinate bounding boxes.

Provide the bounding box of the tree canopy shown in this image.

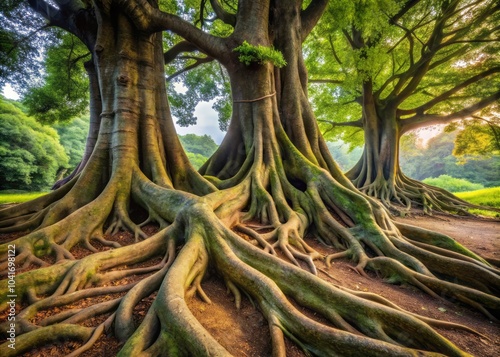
[308,0,500,137]
[54,115,90,172]
[304,0,500,212]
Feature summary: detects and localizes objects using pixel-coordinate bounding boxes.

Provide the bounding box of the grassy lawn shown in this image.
[455,186,500,218]
[0,191,47,205]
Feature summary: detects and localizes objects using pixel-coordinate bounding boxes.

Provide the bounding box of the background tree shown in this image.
[451,105,500,157]
[54,115,91,174]
[0,97,69,191]
[179,133,218,156]
[179,133,219,168]
[0,1,499,356]
[22,30,90,124]
[307,0,500,213]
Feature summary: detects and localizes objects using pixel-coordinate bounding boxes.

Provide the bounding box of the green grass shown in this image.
[455,186,500,217]
[0,191,48,205]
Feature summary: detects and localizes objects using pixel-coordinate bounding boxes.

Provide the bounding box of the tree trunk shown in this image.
[347,85,404,206]
[347,83,478,213]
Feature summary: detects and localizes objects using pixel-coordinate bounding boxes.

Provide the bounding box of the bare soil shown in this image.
[1,212,498,356]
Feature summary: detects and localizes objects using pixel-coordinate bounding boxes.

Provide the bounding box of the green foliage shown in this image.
[54,116,90,171]
[0,1,49,91]
[179,134,218,156]
[186,152,209,170]
[457,187,500,208]
[307,0,500,148]
[0,97,69,190]
[400,131,500,187]
[422,175,484,193]
[452,116,500,158]
[326,140,362,171]
[168,61,231,129]
[178,133,218,169]
[22,30,90,124]
[234,41,287,68]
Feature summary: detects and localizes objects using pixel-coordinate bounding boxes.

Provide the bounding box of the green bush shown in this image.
[186,152,209,170]
[422,175,484,193]
[456,187,500,217]
[0,191,47,205]
[0,98,69,191]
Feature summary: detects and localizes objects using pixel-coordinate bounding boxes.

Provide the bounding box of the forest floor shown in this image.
[0,208,498,356]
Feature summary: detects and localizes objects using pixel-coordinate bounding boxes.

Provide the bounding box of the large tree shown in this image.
[1,1,499,356]
[308,0,500,213]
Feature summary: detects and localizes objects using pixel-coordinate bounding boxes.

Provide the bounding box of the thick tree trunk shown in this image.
[347,86,404,206]
[346,84,479,213]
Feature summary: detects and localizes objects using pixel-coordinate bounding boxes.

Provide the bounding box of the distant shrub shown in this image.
[423,175,484,193]
[186,152,209,170]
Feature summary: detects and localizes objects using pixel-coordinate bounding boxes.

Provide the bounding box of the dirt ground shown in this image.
[1,211,498,356]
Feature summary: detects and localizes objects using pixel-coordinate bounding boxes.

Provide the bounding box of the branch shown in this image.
[439,39,500,48]
[5,25,50,57]
[442,2,499,44]
[309,79,343,84]
[301,0,329,40]
[116,0,227,61]
[166,56,214,82]
[343,29,356,49]
[27,0,71,30]
[399,67,500,116]
[427,46,467,72]
[472,115,500,150]
[401,91,500,134]
[209,0,236,26]
[318,118,364,129]
[164,41,200,64]
[327,35,343,65]
[390,0,421,24]
[387,2,457,105]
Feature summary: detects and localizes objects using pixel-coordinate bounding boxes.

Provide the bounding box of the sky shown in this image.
[174,100,226,144]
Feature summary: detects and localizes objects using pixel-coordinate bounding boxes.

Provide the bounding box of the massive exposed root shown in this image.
[1,138,499,356]
[348,159,499,215]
